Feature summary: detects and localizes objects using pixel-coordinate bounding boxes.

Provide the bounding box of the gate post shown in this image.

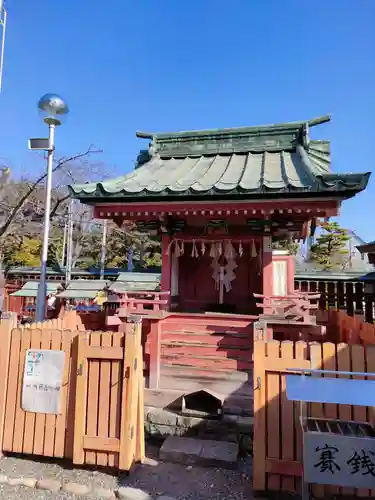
[0,314,17,456]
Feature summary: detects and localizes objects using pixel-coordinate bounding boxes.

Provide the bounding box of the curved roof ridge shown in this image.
[136,114,331,140]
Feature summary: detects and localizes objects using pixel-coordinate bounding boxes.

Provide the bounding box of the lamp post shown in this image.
[29,94,69,322]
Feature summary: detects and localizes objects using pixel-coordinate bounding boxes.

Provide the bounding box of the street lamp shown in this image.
[29,93,69,322]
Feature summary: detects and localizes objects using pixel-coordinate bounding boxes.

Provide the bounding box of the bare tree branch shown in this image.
[0,145,102,237]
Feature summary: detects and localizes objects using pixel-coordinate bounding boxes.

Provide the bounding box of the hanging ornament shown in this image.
[201,241,206,255]
[209,242,216,258]
[180,240,185,256]
[224,240,236,260]
[191,240,199,258]
[218,241,223,256]
[238,241,243,257]
[211,256,221,290]
[174,240,181,257]
[224,258,238,292]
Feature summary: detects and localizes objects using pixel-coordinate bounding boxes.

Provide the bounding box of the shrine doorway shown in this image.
[175,241,262,315]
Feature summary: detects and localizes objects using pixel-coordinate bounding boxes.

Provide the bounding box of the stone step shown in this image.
[160,363,251,382]
[162,328,251,338]
[161,337,252,349]
[160,436,238,468]
[161,354,252,371]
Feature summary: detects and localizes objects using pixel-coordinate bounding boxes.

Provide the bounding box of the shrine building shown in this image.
[70,114,369,317]
[69,115,370,403]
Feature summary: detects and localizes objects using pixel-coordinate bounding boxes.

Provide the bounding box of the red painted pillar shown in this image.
[148,319,161,389]
[262,236,273,313]
[160,235,171,292]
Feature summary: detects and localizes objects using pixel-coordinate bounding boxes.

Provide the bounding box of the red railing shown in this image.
[254,291,320,323]
[105,291,170,325]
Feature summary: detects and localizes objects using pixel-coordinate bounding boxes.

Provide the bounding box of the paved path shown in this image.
[0,445,253,500]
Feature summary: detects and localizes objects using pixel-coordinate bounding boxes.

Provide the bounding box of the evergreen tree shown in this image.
[309,221,350,270]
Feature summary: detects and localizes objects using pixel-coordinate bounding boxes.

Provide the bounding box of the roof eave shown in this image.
[70,176,370,204]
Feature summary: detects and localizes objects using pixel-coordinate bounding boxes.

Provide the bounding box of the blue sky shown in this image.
[1,0,375,239]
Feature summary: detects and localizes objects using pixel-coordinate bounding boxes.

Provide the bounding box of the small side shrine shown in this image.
[70,115,369,317]
[9,281,63,320]
[57,280,109,311]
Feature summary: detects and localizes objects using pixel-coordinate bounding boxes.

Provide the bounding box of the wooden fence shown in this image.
[253,338,375,498]
[295,278,375,323]
[0,316,145,470]
[318,308,375,345]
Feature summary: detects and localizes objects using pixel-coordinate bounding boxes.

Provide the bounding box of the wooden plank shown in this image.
[351,344,370,498]
[73,333,89,465]
[265,458,303,477]
[161,334,251,347]
[22,328,42,455]
[108,332,123,468]
[294,341,308,493]
[2,328,21,451]
[309,342,325,499]
[365,345,375,497]
[119,320,140,471]
[85,332,101,465]
[252,340,267,492]
[96,332,112,467]
[0,320,14,456]
[161,345,251,358]
[12,328,31,453]
[280,341,295,493]
[264,357,310,372]
[83,436,120,453]
[162,354,251,371]
[43,330,62,457]
[84,345,123,361]
[66,332,79,459]
[266,341,281,491]
[54,330,73,458]
[336,342,355,498]
[322,342,339,497]
[135,338,145,464]
[33,329,52,456]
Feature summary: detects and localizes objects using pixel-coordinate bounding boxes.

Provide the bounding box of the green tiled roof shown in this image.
[57,280,109,299]
[10,281,63,297]
[70,115,370,202]
[109,272,161,293]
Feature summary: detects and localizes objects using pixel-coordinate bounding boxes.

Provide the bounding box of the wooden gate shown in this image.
[73,319,145,471]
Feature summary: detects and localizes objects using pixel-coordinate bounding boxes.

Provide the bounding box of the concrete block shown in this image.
[160,436,203,464]
[200,439,238,468]
[159,436,239,468]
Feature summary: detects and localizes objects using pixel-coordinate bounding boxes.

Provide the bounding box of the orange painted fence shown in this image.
[253,339,375,498]
[318,308,375,344]
[0,316,145,470]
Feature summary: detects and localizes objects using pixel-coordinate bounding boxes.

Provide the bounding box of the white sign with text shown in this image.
[22,349,65,415]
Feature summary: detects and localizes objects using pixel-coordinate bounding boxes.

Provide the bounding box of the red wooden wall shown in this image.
[178,243,261,314]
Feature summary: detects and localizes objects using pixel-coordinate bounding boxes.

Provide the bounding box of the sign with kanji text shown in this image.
[22,349,65,415]
[304,432,375,488]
